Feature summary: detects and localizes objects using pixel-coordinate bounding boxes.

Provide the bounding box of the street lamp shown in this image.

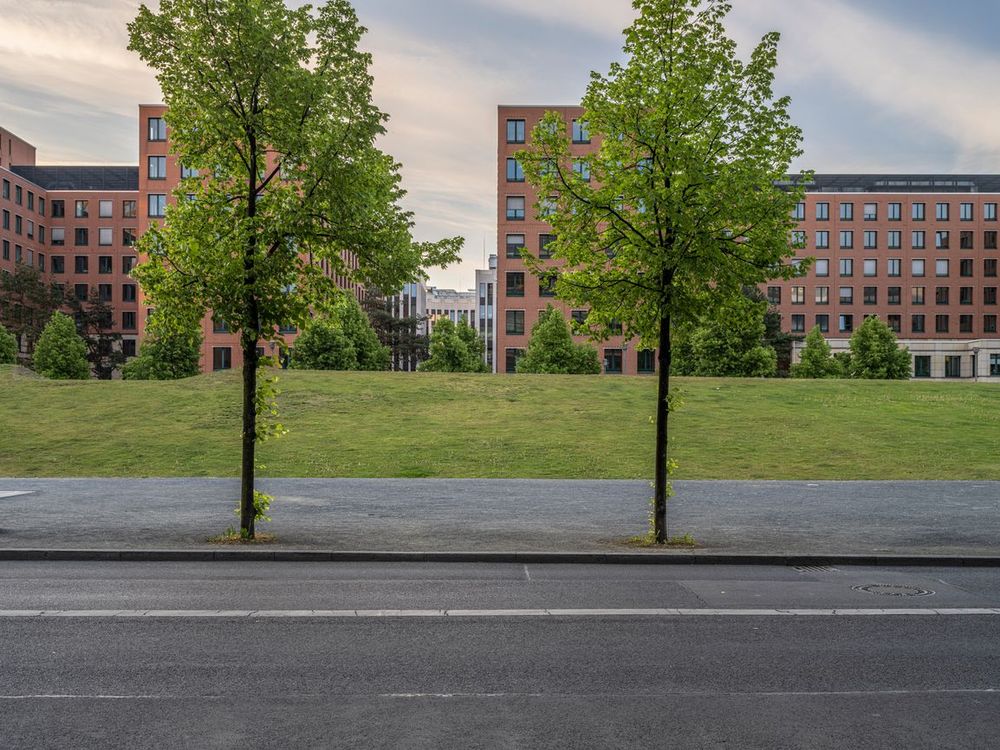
[972,347,980,381]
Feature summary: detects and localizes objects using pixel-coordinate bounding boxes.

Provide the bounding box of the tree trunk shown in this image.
[239,334,259,539]
[652,312,672,544]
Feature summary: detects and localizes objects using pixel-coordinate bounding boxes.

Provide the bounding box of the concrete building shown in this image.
[497,106,1000,380]
[476,254,498,372]
[777,175,1000,380]
[497,105,655,376]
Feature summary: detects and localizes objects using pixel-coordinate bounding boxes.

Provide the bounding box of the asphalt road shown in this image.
[1,478,1000,554]
[1,562,999,748]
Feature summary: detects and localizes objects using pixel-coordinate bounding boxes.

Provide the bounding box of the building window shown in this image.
[839,258,853,277]
[149,117,167,141]
[814,258,829,277]
[838,314,853,333]
[884,258,900,277]
[935,259,949,277]
[49,200,65,218]
[1,179,7,200]
[74,284,88,301]
[505,272,525,297]
[986,287,998,305]
[506,234,525,259]
[75,256,88,274]
[935,287,949,305]
[960,286,973,305]
[985,315,998,334]
[212,317,230,334]
[863,259,876,277]
[816,314,829,333]
[539,274,557,297]
[914,355,931,377]
[839,286,853,305]
[122,312,137,332]
[936,202,950,221]
[51,255,65,274]
[14,185,22,205]
[911,314,925,333]
[791,202,805,221]
[935,231,949,250]
[958,231,973,250]
[97,228,112,247]
[213,347,232,371]
[862,203,877,221]
[791,286,805,305]
[815,231,829,249]
[863,231,877,249]
[571,310,588,326]
[944,355,961,377]
[911,231,925,249]
[816,202,829,221]
[505,196,525,221]
[887,314,901,333]
[912,259,925,277]
[572,119,590,144]
[887,231,901,250]
[505,310,525,335]
[123,200,137,219]
[604,348,623,374]
[506,119,526,144]
[148,155,167,180]
[181,165,199,179]
[123,256,137,275]
[815,286,829,305]
[839,230,853,249]
[98,284,112,302]
[96,200,112,219]
[886,286,900,305]
[122,228,136,247]
[505,347,524,373]
[74,200,88,218]
[538,233,556,260]
[911,286,925,305]
[572,160,591,182]
[985,231,998,250]
[97,256,112,274]
[637,350,655,373]
[960,314,973,333]
[122,284,137,302]
[790,314,805,333]
[935,314,949,333]
[864,286,877,305]
[987,259,998,277]
[912,202,925,221]
[767,286,781,305]
[839,202,853,221]
[148,194,167,218]
[888,202,901,221]
[506,158,524,182]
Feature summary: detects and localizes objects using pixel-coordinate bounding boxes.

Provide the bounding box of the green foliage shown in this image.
[362,287,429,370]
[847,316,911,380]
[516,305,601,374]
[419,318,489,373]
[68,288,126,380]
[0,322,17,365]
[292,295,389,371]
[674,294,777,377]
[128,0,461,536]
[792,326,842,379]
[122,324,203,380]
[33,312,90,380]
[0,264,67,355]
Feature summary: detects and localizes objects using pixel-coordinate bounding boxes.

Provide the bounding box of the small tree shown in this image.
[792,326,842,379]
[292,295,389,371]
[33,312,90,380]
[419,318,489,373]
[517,0,804,542]
[848,316,911,379]
[0,264,67,356]
[0,322,17,364]
[128,0,461,538]
[516,305,601,374]
[122,323,202,380]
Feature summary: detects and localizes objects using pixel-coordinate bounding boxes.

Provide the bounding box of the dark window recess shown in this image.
[213,347,232,371]
[604,348,623,374]
[637,350,655,373]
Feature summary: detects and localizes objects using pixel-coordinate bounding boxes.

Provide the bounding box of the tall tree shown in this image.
[362,288,429,371]
[68,289,126,380]
[0,265,67,357]
[128,0,461,538]
[516,305,601,374]
[518,0,804,542]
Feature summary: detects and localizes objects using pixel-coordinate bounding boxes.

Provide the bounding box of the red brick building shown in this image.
[497,107,1000,380]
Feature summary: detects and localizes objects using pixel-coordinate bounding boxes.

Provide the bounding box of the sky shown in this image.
[2,0,1000,289]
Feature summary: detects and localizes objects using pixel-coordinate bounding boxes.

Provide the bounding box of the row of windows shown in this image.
[504,347,653,374]
[797,229,998,251]
[45,255,137,275]
[504,272,556,297]
[66,283,138,305]
[506,158,591,183]
[505,195,557,221]
[47,228,137,248]
[791,313,997,336]
[771,285,1000,307]
[505,118,590,145]
[147,156,199,181]
[794,201,998,222]
[2,240,43,269]
[2,210,43,242]
[795,258,997,278]
[505,233,556,259]
[1,180,45,216]
[48,200,138,220]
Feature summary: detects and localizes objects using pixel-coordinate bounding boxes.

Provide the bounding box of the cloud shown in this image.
[464,0,635,41]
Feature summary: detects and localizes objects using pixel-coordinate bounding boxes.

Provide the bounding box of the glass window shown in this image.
[863,287,877,305]
[936,259,949,277]
[815,231,829,249]
[839,230,853,249]
[888,231,901,249]
[603,349,623,374]
[887,315,901,333]
[505,348,524,373]
[911,314,925,334]
[148,117,167,141]
[864,203,877,221]
[839,286,853,304]
[148,156,167,180]
[123,228,136,247]
[573,160,591,181]
[790,314,805,333]
[936,314,949,333]
[74,283,88,301]
[960,231,974,250]
[987,259,998,277]
[505,234,525,259]
[505,196,525,221]
[985,231,998,250]
[887,287,901,305]
[936,202,950,221]
[506,158,524,182]
[839,258,853,277]
[122,313,137,332]
[148,194,166,218]
[912,259,925,277]
[960,258,973,277]
[912,202,925,221]
[181,165,199,179]
[914,355,931,377]
[791,286,805,304]
[51,200,65,218]
[506,119,526,144]
[839,314,853,333]
[814,258,829,277]
[538,234,556,259]
[945,356,961,378]
[936,231,949,249]
[912,231,925,249]
[99,200,113,218]
[98,228,113,246]
[816,314,829,333]
[51,255,65,274]
[791,202,805,221]
[863,259,877,276]
[815,286,829,304]
[122,284,137,302]
[123,200,137,219]
[960,314,973,333]
[212,347,232,371]
[960,203,973,221]
[637,350,655,374]
[505,272,525,297]
[816,202,829,221]
[864,231,877,249]
[888,203,901,221]
[935,287,949,305]
[572,119,590,144]
[985,203,997,221]
[75,228,88,246]
[767,286,781,305]
[98,256,113,274]
[505,310,525,335]
[75,200,88,218]
[839,202,853,221]
[985,287,998,305]
[985,316,998,334]
[911,286,925,305]
[887,258,901,277]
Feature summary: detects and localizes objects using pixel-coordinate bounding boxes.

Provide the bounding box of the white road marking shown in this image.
[0,491,33,499]
[0,608,997,618]
[523,564,531,582]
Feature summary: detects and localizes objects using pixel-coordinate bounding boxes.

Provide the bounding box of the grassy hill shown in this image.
[1,365,997,479]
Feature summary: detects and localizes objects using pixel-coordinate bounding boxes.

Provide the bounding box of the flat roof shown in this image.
[781,174,1000,193]
[10,166,139,192]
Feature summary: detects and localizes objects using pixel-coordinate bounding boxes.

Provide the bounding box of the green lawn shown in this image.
[1,365,998,479]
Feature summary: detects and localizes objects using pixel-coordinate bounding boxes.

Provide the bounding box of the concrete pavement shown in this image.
[1,478,999,555]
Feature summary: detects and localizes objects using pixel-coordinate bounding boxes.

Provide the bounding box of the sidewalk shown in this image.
[1,479,998,557]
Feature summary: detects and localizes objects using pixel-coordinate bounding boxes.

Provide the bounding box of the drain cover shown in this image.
[852,584,934,597]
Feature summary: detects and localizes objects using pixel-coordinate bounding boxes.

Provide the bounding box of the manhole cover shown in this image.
[852,584,934,597]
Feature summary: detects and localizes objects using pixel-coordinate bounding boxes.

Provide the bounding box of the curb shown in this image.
[0,549,998,566]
